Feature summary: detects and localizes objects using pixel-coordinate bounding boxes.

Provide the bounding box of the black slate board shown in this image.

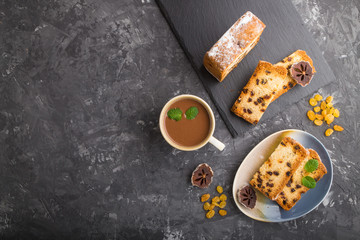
[156,0,336,137]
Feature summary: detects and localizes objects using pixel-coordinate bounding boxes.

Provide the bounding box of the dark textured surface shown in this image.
[156,0,336,137]
[0,0,359,239]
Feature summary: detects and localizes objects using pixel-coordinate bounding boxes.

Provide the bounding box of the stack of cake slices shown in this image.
[249,137,327,210]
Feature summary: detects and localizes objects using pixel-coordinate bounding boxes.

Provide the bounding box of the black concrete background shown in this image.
[0,0,359,239]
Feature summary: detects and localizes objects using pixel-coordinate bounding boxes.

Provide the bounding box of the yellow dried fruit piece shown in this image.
[212,202,220,207]
[309,98,317,106]
[314,94,323,101]
[203,202,211,211]
[325,114,334,124]
[329,107,335,115]
[320,101,327,110]
[201,194,210,202]
[219,210,227,216]
[219,201,226,209]
[314,106,321,113]
[327,102,333,108]
[333,109,340,118]
[212,196,220,203]
[326,96,333,103]
[307,110,316,121]
[321,109,328,117]
[334,125,344,131]
[314,120,323,126]
[216,186,223,194]
[315,114,324,120]
[219,194,227,201]
[209,203,216,210]
[206,210,215,219]
[325,129,334,137]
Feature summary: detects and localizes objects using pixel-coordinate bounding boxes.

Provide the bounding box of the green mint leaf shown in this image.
[167,108,182,121]
[185,106,199,120]
[301,176,316,189]
[304,159,319,173]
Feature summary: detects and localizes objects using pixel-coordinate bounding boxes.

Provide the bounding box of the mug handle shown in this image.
[209,136,225,151]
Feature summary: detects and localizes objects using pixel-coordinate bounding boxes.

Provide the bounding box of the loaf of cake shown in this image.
[231,61,287,124]
[249,137,308,200]
[203,11,266,82]
[276,149,327,210]
[273,50,316,100]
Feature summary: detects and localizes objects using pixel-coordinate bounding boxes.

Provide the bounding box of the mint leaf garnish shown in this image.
[185,106,199,120]
[304,159,319,173]
[167,108,182,121]
[301,176,316,189]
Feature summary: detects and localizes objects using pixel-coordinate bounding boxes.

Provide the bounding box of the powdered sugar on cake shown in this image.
[207,11,266,71]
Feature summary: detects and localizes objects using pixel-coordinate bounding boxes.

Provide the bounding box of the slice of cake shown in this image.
[249,137,308,200]
[276,149,327,210]
[203,11,266,82]
[273,50,316,100]
[231,61,287,124]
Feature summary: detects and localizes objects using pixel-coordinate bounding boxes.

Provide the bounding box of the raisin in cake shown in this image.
[250,137,308,200]
[231,61,287,124]
[276,149,327,210]
[203,11,266,82]
[273,50,316,100]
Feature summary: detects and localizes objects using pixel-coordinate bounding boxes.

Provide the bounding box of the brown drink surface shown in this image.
[165,98,211,147]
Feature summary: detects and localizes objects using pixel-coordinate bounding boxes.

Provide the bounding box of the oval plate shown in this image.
[232,129,333,222]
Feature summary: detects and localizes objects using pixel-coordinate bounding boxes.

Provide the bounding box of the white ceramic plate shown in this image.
[232,129,333,222]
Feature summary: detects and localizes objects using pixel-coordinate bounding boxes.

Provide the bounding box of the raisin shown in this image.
[289,82,294,88]
[251,91,255,96]
[248,98,252,102]
[286,171,291,176]
[267,171,273,175]
[212,196,220,203]
[274,171,279,176]
[219,194,227,201]
[203,202,211,210]
[334,125,343,131]
[294,145,300,150]
[280,142,286,146]
[287,162,291,167]
[291,188,295,192]
[218,210,227,216]
[206,210,215,219]
[296,185,301,189]
[256,79,259,85]
[201,194,210,202]
[283,85,287,89]
[247,109,252,114]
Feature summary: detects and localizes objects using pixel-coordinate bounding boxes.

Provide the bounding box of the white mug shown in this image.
[159,94,225,151]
